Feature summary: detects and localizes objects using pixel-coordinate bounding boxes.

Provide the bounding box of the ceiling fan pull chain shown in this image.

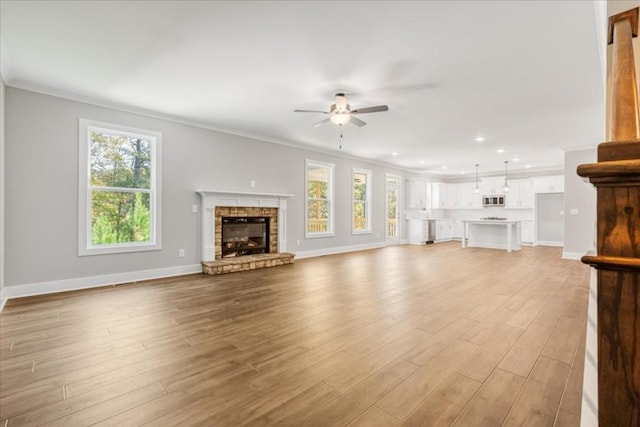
[339,128,343,149]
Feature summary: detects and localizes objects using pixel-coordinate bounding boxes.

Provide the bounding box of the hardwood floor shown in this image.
[0,243,590,426]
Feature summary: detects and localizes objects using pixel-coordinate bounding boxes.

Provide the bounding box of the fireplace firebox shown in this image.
[221,217,270,258]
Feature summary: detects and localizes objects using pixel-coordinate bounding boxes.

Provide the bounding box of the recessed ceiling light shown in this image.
[475,137,485,142]
[525,164,532,168]
[442,166,448,170]
[460,171,465,174]
[391,152,399,156]
[513,158,521,162]
[497,148,506,153]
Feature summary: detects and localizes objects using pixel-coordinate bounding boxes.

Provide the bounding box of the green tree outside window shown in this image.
[90,130,152,245]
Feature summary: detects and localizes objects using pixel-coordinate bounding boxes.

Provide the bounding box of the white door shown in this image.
[386,174,401,244]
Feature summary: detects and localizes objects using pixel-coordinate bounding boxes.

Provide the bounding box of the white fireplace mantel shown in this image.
[197,190,294,261]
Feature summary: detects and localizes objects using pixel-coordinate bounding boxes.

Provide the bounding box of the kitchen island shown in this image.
[461,219,521,252]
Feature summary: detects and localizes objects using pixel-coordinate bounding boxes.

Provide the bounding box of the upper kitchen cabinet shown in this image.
[429,182,447,209]
[406,178,428,209]
[456,182,483,209]
[533,175,564,193]
[480,177,505,195]
[505,179,534,209]
[445,184,459,209]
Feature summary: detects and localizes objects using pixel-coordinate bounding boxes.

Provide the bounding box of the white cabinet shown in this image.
[435,183,483,210]
[480,177,505,195]
[505,179,534,209]
[453,219,464,239]
[430,182,447,209]
[445,184,459,209]
[456,182,483,209]
[406,178,428,209]
[408,219,430,244]
[533,175,564,193]
[521,221,534,244]
[435,219,453,241]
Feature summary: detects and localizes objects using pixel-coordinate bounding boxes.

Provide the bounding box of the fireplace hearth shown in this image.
[221,216,269,257]
[198,191,295,275]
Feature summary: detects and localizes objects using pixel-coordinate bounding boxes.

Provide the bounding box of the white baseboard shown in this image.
[467,242,521,251]
[295,242,387,259]
[563,251,586,260]
[4,264,203,300]
[0,288,7,312]
[536,240,563,247]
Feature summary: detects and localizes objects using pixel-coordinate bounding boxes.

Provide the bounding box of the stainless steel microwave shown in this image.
[483,195,505,207]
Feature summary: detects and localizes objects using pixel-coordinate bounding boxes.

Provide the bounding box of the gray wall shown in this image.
[0,76,5,301]
[536,193,564,243]
[4,87,414,287]
[563,149,597,257]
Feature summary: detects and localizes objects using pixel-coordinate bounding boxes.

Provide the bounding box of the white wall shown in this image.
[4,87,415,294]
[563,149,597,259]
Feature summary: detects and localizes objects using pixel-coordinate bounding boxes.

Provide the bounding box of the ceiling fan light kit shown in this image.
[330,113,351,126]
[295,93,389,129]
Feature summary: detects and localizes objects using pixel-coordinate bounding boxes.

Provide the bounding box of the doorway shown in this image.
[386,174,401,244]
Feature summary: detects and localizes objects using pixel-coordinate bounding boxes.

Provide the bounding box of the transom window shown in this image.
[352,168,372,234]
[305,160,334,237]
[78,119,162,255]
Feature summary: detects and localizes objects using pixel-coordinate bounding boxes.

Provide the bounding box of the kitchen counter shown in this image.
[461,219,521,252]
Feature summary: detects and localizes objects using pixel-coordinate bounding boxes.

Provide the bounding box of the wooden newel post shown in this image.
[577,7,640,426]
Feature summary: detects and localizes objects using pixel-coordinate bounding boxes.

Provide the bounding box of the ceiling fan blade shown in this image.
[349,116,367,127]
[294,109,330,114]
[313,118,331,127]
[350,105,389,114]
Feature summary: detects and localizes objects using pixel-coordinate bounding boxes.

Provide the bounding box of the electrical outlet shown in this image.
[192,204,198,213]
[178,249,185,257]
[250,180,256,188]
[570,209,579,215]
[296,240,300,246]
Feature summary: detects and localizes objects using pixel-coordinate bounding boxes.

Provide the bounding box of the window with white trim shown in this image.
[305,160,334,237]
[352,168,372,234]
[78,119,162,255]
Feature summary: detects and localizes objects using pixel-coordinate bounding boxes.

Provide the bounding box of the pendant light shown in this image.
[502,160,511,193]
[473,164,481,194]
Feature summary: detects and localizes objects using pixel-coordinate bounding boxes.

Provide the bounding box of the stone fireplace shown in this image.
[215,207,278,259]
[197,191,294,274]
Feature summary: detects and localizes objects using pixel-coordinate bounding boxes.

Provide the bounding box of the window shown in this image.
[352,168,372,234]
[305,160,334,237]
[78,119,162,255]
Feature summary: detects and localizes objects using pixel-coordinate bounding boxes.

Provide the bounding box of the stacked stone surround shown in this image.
[202,253,295,275]
[214,206,278,260]
[203,205,294,275]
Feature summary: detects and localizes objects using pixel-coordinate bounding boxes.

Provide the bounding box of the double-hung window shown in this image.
[305,160,334,237]
[352,168,372,234]
[78,119,162,255]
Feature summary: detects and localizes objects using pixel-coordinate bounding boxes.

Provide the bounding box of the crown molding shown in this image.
[5,81,422,176]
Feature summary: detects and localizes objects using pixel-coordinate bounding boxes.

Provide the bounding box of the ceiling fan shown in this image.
[294,93,389,127]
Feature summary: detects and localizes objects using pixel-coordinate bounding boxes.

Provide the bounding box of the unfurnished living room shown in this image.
[0,1,639,426]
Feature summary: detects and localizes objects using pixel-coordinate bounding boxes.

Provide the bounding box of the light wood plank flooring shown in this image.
[0,243,589,426]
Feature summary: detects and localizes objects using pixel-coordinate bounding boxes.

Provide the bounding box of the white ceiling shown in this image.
[0,0,605,176]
